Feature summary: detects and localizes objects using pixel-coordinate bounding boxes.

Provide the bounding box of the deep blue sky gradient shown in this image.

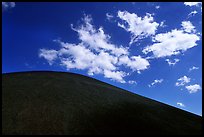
[2,2,202,115]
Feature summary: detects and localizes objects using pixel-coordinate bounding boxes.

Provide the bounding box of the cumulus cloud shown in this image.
[71,15,128,57]
[118,55,150,73]
[39,15,150,83]
[177,102,185,107]
[148,79,163,87]
[104,70,127,83]
[181,21,195,33]
[185,84,201,93]
[184,2,202,7]
[2,2,15,10]
[165,58,180,66]
[189,66,199,72]
[142,21,200,58]
[59,43,97,70]
[175,76,190,86]
[117,10,159,45]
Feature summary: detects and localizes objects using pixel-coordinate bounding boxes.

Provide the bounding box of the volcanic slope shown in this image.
[2,71,202,135]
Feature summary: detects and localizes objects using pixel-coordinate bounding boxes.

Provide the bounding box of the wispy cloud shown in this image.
[165,58,179,66]
[188,10,198,18]
[177,102,185,107]
[106,13,114,21]
[189,66,199,72]
[2,2,15,10]
[39,49,58,65]
[159,21,167,28]
[128,80,137,84]
[148,79,163,87]
[155,6,160,9]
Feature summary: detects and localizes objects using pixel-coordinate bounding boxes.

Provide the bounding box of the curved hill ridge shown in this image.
[2,71,202,135]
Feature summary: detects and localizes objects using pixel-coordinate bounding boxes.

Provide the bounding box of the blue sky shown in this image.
[2,2,202,115]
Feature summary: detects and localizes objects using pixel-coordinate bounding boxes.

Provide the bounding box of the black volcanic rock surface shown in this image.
[2,71,202,135]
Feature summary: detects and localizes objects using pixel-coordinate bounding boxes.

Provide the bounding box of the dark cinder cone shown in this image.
[2,71,202,135]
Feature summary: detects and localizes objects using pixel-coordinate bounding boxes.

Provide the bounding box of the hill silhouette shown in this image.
[2,71,202,135]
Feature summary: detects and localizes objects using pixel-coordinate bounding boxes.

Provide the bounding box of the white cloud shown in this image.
[177,102,185,107]
[59,43,96,70]
[148,79,163,87]
[71,15,128,57]
[128,80,137,84]
[142,21,200,58]
[188,10,198,17]
[104,70,127,83]
[175,76,190,86]
[184,2,202,12]
[2,2,15,10]
[58,42,118,72]
[39,15,150,83]
[184,2,202,7]
[189,66,199,72]
[118,55,150,72]
[165,58,180,66]
[185,84,201,93]
[106,13,114,21]
[159,21,167,28]
[39,49,58,65]
[181,21,195,33]
[155,6,160,9]
[43,41,125,83]
[117,10,159,45]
